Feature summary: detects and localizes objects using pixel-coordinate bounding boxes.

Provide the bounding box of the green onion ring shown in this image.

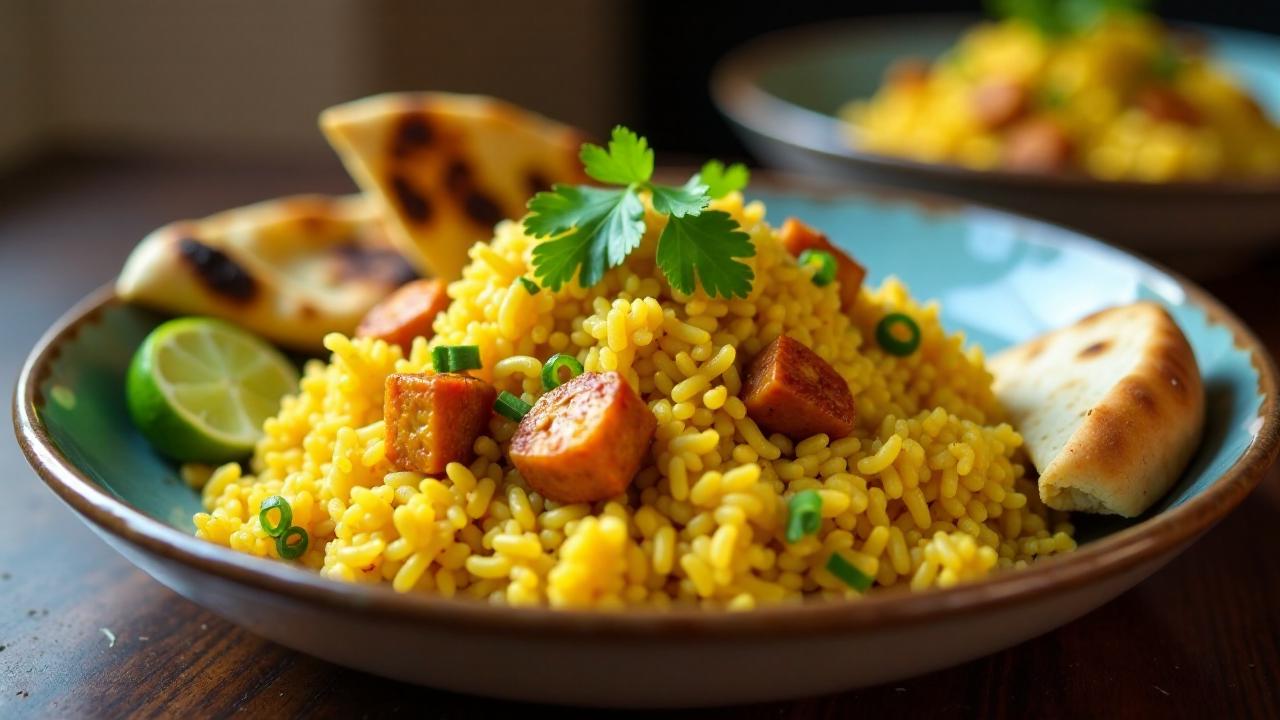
[446,345,482,372]
[785,489,824,543]
[826,551,874,592]
[494,390,533,422]
[276,526,309,560]
[258,495,292,538]
[798,249,837,287]
[431,346,452,373]
[541,353,585,390]
[875,313,921,356]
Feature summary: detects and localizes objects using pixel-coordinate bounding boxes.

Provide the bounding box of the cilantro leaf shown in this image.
[580,126,654,186]
[650,179,708,218]
[697,160,750,199]
[656,211,755,299]
[526,185,645,290]
[525,125,756,298]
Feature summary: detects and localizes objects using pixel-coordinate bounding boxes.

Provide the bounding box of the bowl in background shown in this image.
[712,14,1280,270]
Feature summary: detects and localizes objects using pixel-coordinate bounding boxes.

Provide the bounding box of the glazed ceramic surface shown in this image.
[711,15,1280,261]
[15,184,1279,707]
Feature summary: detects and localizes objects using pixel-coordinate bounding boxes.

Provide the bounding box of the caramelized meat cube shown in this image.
[509,371,656,504]
[1002,117,1074,174]
[742,335,855,440]
[779,218,866,313]
[356,278,450,353]
[384,372,495,475]
[1136,86,1201,126]
[971,79,1029,130]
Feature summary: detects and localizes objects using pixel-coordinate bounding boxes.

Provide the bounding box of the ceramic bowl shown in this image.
[711,14,1280,263]
[14,182,1279,708]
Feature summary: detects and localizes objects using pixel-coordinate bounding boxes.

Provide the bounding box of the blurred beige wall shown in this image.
[0,0,632,166]
[0,0,41,169]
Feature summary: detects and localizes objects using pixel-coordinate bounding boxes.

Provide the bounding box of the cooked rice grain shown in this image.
[193,193,1073,609]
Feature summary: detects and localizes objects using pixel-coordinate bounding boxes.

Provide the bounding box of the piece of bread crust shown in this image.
[320,92,589,281]
[116,194,414,351]
[989,302,1204,517]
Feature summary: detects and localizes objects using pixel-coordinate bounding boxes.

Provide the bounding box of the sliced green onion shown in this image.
[798,249,837,287]
[518,277,540,295]
[431,345,483,373]
[258,495,292,538]
[276,526,309,560]
[785,489,823,543]
[431,345,451,372]
[875,313,921,356]
[541,353,585,390]
[446,345,482,372]
[826,551,874,592]
[494,390,533,422]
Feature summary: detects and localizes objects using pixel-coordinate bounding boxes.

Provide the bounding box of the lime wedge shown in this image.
[126,317,299,462]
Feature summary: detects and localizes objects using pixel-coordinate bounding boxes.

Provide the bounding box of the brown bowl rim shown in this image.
[710,13,1280,197]
[12,181,1280,639]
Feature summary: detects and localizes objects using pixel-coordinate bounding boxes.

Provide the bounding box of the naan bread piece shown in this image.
[320,92,589,281]
[117,194,416,352]
[990,302,1204,517]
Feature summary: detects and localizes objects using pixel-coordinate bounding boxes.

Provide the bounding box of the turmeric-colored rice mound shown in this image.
[845,15,1280,181]
[194,194,1074,609]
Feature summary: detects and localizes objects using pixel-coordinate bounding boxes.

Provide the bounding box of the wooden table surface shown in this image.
[2,159,1277,719]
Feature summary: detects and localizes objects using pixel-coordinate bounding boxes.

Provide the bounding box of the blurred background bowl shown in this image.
[711,13,1280,272]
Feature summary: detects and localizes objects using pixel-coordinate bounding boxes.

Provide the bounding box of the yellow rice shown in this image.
[845,16,1280,182]
[194,192,1075,609]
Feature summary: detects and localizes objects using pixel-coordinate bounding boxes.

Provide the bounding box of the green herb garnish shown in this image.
[697,160,751,200]
[798,249,837,287]
[541,353,585,390]
[495,390,533,422]
[258,495,292,538]
[986,0,1153,38]
[826,551,874,592]
[785,490,824,543]
[276,526,309,560]
[518,277,540,295]
[432,345,482,373]
[524,126,755,298]
[1151,42,1182,81]
[875,313,922,357]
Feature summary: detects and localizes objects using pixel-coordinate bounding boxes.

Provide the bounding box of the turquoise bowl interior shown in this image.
[35,188,1265,547]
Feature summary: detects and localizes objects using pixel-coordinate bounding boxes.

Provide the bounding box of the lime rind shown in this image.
[126,317,299,462]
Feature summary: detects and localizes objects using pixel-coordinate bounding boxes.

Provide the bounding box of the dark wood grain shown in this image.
[2,158,1278,720]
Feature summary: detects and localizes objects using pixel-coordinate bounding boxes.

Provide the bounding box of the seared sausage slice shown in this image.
[384,372,495,475]
[779,218,866,314]
[509,371,656,504]
[743,335,855,440]
[356,278,450,353]
[971,79,1029,130]
[1002,117,1074,173]
[1136,87,1201,126]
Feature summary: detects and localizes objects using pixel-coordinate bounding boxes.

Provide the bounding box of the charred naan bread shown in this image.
[320,92,589,281]
[990,302,1204,517]
[116,194,416,351]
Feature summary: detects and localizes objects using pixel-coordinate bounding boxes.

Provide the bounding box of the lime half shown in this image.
[126,317,299,462]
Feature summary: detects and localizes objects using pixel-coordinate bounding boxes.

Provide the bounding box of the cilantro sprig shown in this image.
[523,126,754,298]
[986,0,1153,37]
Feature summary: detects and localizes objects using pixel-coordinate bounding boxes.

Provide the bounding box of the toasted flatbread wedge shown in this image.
[990,302,1204,517]
[117,194,416,351]
[320,92,589,281]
